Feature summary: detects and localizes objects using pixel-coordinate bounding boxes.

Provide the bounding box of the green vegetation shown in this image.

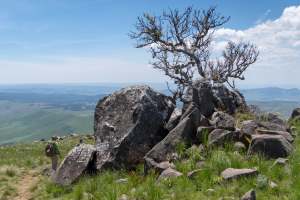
[0,119,300,200]
[0,101,93,145]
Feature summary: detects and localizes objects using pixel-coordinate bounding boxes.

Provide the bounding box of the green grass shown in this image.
[0,101,93,145]
[1,120,300,199]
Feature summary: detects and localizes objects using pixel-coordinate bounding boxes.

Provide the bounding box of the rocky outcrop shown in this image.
[183,80,247,117]
[248,134,293,158]
[94,85,174,170]
[53,144,96,186]
[144,104,201,172]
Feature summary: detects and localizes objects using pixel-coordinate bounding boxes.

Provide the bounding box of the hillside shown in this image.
[0,117,300,200]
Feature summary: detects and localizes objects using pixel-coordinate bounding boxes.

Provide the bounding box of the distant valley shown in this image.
[0,84,300,145]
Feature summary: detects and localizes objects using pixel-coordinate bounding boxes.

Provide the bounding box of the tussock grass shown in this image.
[0,123,300,199]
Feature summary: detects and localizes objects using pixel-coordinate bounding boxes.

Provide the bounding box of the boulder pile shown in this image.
[52,83,297,186]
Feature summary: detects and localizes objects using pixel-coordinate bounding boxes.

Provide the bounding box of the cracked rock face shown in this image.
[94,85,175,170]
[52,144,96,186]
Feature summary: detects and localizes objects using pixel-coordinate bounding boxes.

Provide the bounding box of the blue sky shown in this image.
[0,0,300,88]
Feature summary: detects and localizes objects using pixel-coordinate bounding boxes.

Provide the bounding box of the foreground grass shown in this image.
[1,122,300,199]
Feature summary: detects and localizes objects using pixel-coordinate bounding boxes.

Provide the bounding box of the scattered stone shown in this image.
[234,142,246,152]
[157,168,183,181]
[145,161,175,174]
[206,188,215,194]
[241,189,256,200]
[187,169,202,179]
[272,158,288,167]
[255,129,294,143]
[269,181,278,189]
[70,133,78,137]
[248,134,293,158]
[221,168,258,181]
[53,144,96,185]
[118,194,129,200]
[116,178,128,184]
[210,111,235,131]
[94,85,174,170]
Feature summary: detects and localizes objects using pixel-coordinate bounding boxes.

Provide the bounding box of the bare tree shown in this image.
[129,6,259,102]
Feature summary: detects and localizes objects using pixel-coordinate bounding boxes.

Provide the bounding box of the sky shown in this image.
[0,0,299,88]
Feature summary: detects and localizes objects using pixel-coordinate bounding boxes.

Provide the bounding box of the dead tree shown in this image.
[130,7,259,102]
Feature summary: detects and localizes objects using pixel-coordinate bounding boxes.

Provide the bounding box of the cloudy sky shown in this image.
[0,0,299,88]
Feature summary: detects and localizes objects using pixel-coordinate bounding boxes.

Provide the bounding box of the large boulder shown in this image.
[248,134,293,158]
[53,144,96,186]
[255,129,294,143]
[144,104,201,172]
[241,120,288,137]
[94,85,175,170]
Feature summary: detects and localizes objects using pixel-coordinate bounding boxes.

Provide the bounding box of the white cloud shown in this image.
[213,5,300,88]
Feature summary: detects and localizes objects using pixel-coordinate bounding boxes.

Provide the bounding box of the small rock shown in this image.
[241,189,256,200]
[221,168,258,181]
[118,194,129,200]
[196,160,205,168]
[116,178,128,184]
[157,168,183,181]
[208,129,239,146]
[269,181,278,189]
[272,158,288,167]
[234,142,246,152]
[187,169,202,179]
[206,188,215,194]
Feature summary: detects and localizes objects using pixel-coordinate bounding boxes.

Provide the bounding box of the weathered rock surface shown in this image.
[241,120,258,137]
[94,85,174,170]
[255,129,294,143]
[248,134,293,158]
[145,104,201,171]
[183,80,216,117]
[210,111,235,130]
[165,108,182,131]
[290,108,300,120]
[241,120,288,137]
[183,80,247,117]
[157,168,183,180]
[53,144,96,185]
[241,189,256,200]
[208,129,240,146]
[221,168,258,180]
[212,84,247,114]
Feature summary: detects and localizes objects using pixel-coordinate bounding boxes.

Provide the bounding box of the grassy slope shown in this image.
[1,119,300,200]
[0,101,93,145]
